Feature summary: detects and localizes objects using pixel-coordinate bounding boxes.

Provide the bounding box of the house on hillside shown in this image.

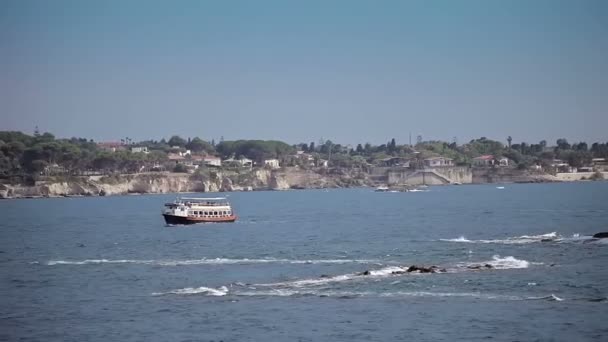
[592,158,608,171]
[264,159,280,169]
[497,157,509,166]
[293,151,315,167]
[223,157,253,168]
[472,155,509,167]
[97,142,126,152]
[472,155,495,167]
[377,157,411,167]
[168,153,186,164]
[203,156,222,167]
[130,146,149,154]
[423,157,453,167]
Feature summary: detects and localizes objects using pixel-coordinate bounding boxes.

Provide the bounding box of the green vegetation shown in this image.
[1,130,606,183]
[216,140,295,161]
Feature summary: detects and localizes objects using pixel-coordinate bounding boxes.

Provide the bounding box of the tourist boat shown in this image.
[162,197,237,225]
[374,186,390,192]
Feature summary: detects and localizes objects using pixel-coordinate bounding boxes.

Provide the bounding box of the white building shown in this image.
[203,156,222,167]
[130,146,149,154]
[264,159,281,169]
[423,157,454,167]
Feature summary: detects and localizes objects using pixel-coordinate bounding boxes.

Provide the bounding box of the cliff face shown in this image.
[0,168,374,199]
[471,168,560,184]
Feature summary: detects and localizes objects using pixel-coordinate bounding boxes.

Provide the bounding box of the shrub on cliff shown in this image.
[173,164,189,173]
[589,171,604,181]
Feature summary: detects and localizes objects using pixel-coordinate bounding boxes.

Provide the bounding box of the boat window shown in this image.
[213,211,218,216]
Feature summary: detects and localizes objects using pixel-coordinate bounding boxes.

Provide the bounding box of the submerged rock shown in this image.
[592,232,608,239]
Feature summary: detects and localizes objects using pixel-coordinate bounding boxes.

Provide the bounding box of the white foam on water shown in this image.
[527,294,564,302]
[485,255,530,269]
[45,258,382,266]
[368,266,407,276]
[255,274,356,288]
[458,255,531,270]
[441,232,564,245]
[440,236,472,243]
[185,289,524,301]
[152,286,228,296]
[254,265,409,288]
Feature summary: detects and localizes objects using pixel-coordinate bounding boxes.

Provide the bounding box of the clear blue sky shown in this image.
[1,0,607,146]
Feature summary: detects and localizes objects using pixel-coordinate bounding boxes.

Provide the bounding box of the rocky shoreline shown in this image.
[0,168,375,199]
[1,168,599,200]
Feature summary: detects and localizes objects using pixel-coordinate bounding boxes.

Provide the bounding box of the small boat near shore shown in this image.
[162,197,237,225]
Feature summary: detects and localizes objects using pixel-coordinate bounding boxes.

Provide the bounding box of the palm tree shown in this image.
[507,136,512,148]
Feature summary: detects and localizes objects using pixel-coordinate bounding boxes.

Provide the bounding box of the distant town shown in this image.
[1,130,607,178]
[0,130,607,198]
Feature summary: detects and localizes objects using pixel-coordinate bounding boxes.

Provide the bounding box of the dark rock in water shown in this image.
[592,232,608,239]
[77,243,85,248]
[541,238,553,242]
[391,270,406,275]
[406,265,438,273]
[360,270,371,276]
[467,264,494,270]
[98,189,106,196]
[320,274,331,278]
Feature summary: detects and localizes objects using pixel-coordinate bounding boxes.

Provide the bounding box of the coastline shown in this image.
[1,169,604,200]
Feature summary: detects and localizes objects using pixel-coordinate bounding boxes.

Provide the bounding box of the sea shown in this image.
[1,182,607,341]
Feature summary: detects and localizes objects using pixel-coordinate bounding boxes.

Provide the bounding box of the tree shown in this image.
[168,135,187,147]
[556,138,570,150]
[575,142,588,151]
[186,137,214,153]
[388,138,396,153]
[356,144,363,153]
[309,142,315,152]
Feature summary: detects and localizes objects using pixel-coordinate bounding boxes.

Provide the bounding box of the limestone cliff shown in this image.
[0,168,374,199]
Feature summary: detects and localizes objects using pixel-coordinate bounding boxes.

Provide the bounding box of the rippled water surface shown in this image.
[2,182,608,341]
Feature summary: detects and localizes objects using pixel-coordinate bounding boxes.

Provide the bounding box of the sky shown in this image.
[1,0,607,146]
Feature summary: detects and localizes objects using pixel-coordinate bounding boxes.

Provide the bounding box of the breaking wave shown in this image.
[152,286,565,302]
[440,232,601,245]
[460,255,530,270]
[528,294,564,302]
[45,258,382,266]
[152,286,228,296]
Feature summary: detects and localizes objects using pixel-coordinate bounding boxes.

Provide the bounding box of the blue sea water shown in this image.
[1,182,608,341]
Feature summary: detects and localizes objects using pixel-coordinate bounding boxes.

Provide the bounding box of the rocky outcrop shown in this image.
[0,168,374,199]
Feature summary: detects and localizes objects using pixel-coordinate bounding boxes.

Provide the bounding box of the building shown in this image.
[472,155,495,167]
[97,142,126,152]
[423,157,453,167]
[497,157,509,166]
[377,157,411,167]
[592,158,608,171]
[264,159,280,169]
[167,153,186,164]
[203,156,222,167]
[317,159,329,168]
[130,146,149,154]
[223,157,253,168]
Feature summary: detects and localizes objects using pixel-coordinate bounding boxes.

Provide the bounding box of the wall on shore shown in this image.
[472,168,557,184]
[387,166,472,185]
[555,172,607,181]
